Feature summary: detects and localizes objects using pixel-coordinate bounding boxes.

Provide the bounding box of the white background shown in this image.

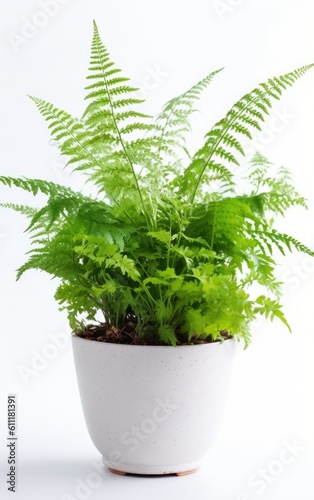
[1,0,314,499]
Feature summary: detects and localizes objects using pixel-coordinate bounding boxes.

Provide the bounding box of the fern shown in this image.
[1,21,313,347]
[245,152,308,215]
[181,64,314,202]
[252,228,314,257]
[155,68,223,159]
[0,203,37,218]
[0,176,82,198]
[79,21,162,228]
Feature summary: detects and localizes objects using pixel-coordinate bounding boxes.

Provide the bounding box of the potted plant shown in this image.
[1,22,313,476]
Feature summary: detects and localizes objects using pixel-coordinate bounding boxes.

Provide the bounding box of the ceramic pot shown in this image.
[72,336,236,476]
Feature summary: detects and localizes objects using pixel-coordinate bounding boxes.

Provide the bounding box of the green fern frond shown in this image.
[28,96,87,160]
[252,228,314,256]
[155,68,223,158]
[0,203,37,217]
[78,21,156,226]
[182,64,314,203]
[16,223,78,281]
[28,97,138,219]
[0,175,82,198]
[254,295,291,332]
[187,197,257,257]
[246,153,308,215]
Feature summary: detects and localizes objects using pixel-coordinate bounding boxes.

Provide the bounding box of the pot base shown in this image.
[108,467,197,477]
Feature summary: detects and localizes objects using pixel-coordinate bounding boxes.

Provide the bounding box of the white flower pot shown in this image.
[72,336,236,476]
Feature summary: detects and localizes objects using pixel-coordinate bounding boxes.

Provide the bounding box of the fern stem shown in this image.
[166,221,172,269]
[128,252,157,308]
[140,285,157,310]
[94,42,151,230]
[210,203,217,250]
[156,104,179,159]
[129,252,151,278]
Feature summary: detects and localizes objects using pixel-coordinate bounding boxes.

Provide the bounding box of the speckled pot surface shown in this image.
[72,336,236,475]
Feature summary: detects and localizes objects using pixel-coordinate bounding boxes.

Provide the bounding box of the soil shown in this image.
[75,322,232,346]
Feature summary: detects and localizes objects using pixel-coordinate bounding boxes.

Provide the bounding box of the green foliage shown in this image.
[1,22,313,346]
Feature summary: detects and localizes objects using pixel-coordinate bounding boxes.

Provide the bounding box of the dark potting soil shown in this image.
[75,322,231,346]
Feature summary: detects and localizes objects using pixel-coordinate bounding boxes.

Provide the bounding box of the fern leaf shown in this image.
[16,224,78,281]
[155,68,223,158]
[28,96,108,180]
[252,228,314,256]
[254,295,291,332]
[246,153,308,215]
[182,64,314,202]
[80,21,154,226]
[0,176,79,198]
[158,325,177,346]
[0,203,37,217]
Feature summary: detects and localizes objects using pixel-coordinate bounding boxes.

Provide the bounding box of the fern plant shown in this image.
[1,21,313,347]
